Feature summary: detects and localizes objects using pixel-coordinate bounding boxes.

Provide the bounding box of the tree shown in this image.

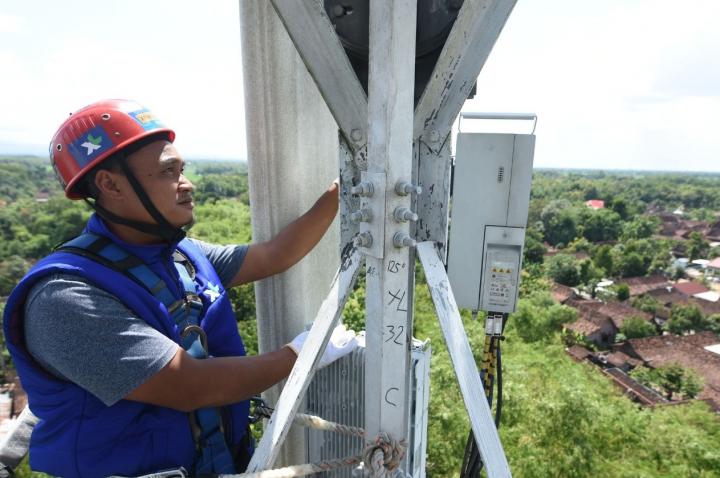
[582,209,622,243]
[615,283,630,301]
[632,364,704,400]
[523,228,546,264]
[621,216,658,240]
[631,295,661,315]
[0,256,31,296]
[546,254,580,287]
[510,291,577,343]
[665,304,705,335]
[593,244,614,276]
[619,317,656,339]
[541,200,579,246]
[619,252,647,277]
[687,231,710,261]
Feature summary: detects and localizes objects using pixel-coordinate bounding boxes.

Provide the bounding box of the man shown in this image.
[2,99,356,477]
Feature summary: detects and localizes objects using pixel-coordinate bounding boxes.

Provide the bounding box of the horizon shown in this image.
[4,153,720,177]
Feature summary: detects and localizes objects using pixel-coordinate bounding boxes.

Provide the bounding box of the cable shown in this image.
[459,312,508,478]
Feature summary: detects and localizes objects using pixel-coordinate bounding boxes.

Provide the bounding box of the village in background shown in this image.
[1,155,719,476]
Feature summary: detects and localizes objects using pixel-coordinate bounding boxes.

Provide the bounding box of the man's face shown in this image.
[122,140,195,228]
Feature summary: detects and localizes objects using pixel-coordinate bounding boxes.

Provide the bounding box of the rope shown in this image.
[222,456,362,478]
[249,404,406,477]
[253,404,365,438]
[361,433,407,477]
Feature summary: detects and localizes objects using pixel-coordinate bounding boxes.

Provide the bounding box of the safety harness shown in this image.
[56,233,237,474]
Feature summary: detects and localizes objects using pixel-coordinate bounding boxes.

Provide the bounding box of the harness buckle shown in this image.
[180,325,209,358]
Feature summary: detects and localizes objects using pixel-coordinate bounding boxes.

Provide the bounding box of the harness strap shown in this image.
[55,233,236,473]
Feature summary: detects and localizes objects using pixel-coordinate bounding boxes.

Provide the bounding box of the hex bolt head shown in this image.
[350,128,364,143]
[393,207,418,222]
[394,181,422,196]
[350,208,373,223]
[393,232,417,248]
[353,232,373,248]
[350,181,374,197]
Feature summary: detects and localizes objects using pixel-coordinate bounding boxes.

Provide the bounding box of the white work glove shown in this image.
[287,324,358,368]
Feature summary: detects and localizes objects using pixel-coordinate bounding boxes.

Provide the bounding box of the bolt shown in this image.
[350,181,374,197]
[394,181,422,196]
[350,128,364,143]
[332,5,346,17]
[393,207,418,222]
[427,130,440,143]
[393,232,416,248]
[350,208,373,223]
[354,232,373,248]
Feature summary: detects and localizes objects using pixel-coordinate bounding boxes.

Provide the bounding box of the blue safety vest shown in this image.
[2,215,251,477]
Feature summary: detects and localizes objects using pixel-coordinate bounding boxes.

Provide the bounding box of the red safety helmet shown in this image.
[49,99,175,199]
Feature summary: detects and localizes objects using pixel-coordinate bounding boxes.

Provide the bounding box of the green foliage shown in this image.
[621,215,659,240]
[582,208,622,242]
[189,199,252,245]
[687,231,710,261]
[0,196,91,260]
[342,284,366,332]
[545,253,580,286]
[0,255,31,296]
[631,294,661,315]
[194,173,249,204]
[0,156,60,201]
[540,200,579,246]
[593,244,615,276]
[615,283,630,301]
[522,227,546,264]
[665,304,719,335]
[631,364,704,400]
[620,317,657,339]
[508,291,577,343]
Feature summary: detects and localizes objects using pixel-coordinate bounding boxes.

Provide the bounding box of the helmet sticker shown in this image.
[68,126,112,167]
[128,108,165,131]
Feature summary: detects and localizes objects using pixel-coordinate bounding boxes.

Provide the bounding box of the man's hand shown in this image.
[287,324,358,368]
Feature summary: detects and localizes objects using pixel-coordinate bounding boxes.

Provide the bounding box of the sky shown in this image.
[0,0,718,171]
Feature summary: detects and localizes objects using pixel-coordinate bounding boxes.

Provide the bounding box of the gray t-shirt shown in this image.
[23,239,249,406]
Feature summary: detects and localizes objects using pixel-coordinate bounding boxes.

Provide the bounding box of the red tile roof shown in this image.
[617,332,720,404]
[620,275,670,296]
[674,281,710,296]
[585,199,605,209]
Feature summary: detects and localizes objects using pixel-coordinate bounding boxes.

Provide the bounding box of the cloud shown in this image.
[0,13,24,33]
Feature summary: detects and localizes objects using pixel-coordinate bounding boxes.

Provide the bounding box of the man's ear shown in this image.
[94,170,124,200]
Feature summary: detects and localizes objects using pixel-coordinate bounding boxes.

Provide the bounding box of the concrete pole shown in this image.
[238,1,340,467]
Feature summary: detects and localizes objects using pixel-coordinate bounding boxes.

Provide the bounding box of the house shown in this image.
[674,281,710,297]
[602,368,668,406]
[563,299,651,345]
[595,350,642,372]
[706,257,720,280]
[34,190,50,202]
[707,220,720,242]
[551,283,576,304]
[615,332,720,410]
[646,287,720,322]
[572,300,653,332]
[585,199,605,210]
[619,275,670,297]
[565,344,592,362]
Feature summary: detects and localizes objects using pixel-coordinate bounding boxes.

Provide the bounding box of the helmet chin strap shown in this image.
[85,161,188,243]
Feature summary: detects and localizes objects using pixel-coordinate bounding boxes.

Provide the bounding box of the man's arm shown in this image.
[229,179,339,286]
[125,346,297,412]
